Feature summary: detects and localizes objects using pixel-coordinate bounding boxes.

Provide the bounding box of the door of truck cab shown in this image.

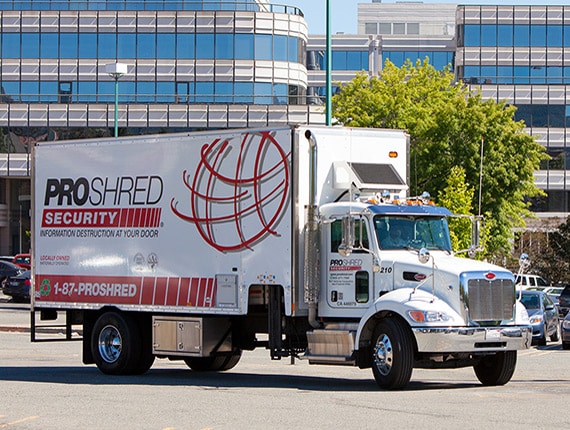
[319,217,375,318]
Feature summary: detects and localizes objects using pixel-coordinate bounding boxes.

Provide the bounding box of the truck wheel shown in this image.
[371,318,414,390]
[473,351,517,386]
[91,312,142,375]
[184,350,242,372]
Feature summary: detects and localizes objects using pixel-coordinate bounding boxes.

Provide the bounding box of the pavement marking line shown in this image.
[0,416,39,428]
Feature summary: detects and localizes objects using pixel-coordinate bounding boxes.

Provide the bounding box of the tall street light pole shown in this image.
[326,0,332,126]
[105,63,128,138]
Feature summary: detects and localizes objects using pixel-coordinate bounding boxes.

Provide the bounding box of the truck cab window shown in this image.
[330,219,369,253]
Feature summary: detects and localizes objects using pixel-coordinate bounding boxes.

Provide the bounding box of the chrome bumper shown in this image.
[412,325,533,353]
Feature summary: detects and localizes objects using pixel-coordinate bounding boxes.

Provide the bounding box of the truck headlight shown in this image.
[408,310,452,323]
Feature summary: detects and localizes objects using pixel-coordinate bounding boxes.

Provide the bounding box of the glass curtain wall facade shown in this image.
[456,5,570,214]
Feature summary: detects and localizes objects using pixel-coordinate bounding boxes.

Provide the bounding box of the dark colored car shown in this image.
[558,284,570,317]
[562,312,570,350]
[520,290,560,346]
[2,270,31,303]
[0,260,24,285]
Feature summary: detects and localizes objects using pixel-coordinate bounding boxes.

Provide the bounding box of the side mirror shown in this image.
[472,216,483,251]
[518,253,530,272]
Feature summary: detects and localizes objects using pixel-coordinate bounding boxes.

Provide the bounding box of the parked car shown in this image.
[2,270,31,303]
[558,284,570,317]
[562,312,570,350]
[12,253,31,270]
[515,274,550,290]
[519,290,560,346]
[0,260,24,285]
[544,285,565,307]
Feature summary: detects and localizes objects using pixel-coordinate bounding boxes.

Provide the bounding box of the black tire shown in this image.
[91,312,142,375]
[184,350,242,372]
[537,327,547,346]
[562,342,570,350]
[133,316,155,374]
[371,318,414,390]
[473,351,517,386]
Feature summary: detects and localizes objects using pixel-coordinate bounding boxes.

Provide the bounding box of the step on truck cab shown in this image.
[31,125,531,389]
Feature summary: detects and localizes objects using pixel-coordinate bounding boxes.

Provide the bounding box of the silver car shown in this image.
[520,290,560,346]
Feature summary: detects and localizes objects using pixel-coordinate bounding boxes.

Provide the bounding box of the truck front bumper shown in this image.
[412,325,532,353]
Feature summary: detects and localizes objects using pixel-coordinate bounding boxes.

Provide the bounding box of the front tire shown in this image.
[550,324,560,342]
[371,318,414,390]
[91,312,143,375]
[473,351,517,386]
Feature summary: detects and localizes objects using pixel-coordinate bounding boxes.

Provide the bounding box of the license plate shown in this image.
[485,329,501,340]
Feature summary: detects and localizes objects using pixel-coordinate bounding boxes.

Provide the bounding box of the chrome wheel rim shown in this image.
[373,333,393,376]
[98,325,122,363]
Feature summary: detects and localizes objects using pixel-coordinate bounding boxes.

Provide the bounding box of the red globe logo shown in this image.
[171,131,290,252]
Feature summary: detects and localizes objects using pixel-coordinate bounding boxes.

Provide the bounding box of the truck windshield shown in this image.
[374,215,452,251]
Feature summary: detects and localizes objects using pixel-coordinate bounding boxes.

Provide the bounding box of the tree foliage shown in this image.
[437,166,474,253]
[332,60,547,259]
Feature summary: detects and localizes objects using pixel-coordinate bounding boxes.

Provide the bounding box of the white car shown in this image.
[515,274,550,290]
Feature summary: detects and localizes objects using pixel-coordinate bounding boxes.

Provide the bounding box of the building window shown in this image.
[58,81,72,103]
[365,23,377,34]
[407,23,419,35]
[378,23,391,35]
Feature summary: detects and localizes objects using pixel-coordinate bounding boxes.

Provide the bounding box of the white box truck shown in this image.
[31,125,531,389]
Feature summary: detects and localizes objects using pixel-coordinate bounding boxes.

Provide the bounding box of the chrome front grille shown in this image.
[467,278,514,322]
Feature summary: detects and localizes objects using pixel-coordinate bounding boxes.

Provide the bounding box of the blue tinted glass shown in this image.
[99,33,116,58]
[79,33,97,58]
[254,82,272,104]
[215,33,234,59]
[547,25,563,47]
[531,65,546,84]
[497,25,513,46]
[157,33,175,59]
[138,33,156,59]
[78,81,97,102]
[2,34,20,58]
[565,26,570,47]
[549,105,565,127]
[196,82,214,103]
[463,65,480,83]
[481,25,497,47]
[118,33,136,58]
[273,83,287,104]
[41,33,59,58]
[196,34,214,59]
[60,33,78,59]
[497,66,513,84]
[176,82,194,103]
[120,81,135,103]
[176,33,195,59]
[514,66,530,84]
[514,25,529,47]
[385,52,404,67]
[532,105,548,127]
[98,82,114,103]
[514,105,531,124]
[332,51,346,70]
[1,82,19,101]
[463,24,480,47]
[347,51,365,70]
[22,33,39,58]
[274,35,287,61]
[215,82,233,103]
[137,81,155,103]
[548,66,563,84]
[21,81,39,102]
[40,81,58,102]
[481,66,496,83]
[530,25,546,47]
[288,37,298,63]
[432,52,452,70]
[235,82,253,103]
[157,82,175,102]
[255,34,272,60]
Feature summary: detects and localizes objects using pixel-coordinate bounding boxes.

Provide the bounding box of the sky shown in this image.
[275,0,570,35]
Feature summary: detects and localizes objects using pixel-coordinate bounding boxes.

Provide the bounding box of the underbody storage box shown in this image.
[152,316,232,357]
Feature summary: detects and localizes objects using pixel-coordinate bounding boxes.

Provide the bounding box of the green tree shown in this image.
[332,60,546,260]
[437,166,474,253]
